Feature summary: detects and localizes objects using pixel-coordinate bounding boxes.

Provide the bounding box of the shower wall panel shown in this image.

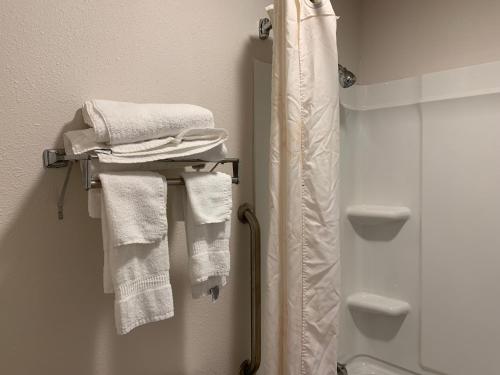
[421,94,500,375]
[339,61,500,375]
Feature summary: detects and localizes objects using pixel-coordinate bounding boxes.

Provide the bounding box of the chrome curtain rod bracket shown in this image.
[259,18,272,40]
[258,17,357,87]
[43,149,240,220]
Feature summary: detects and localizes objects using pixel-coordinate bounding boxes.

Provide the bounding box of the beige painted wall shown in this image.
[334,0,362,74]
[0,1,271,374]
[358,0,500,84]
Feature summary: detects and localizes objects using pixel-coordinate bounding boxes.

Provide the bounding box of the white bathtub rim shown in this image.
[344,355,421,375]
[340,60,500,111]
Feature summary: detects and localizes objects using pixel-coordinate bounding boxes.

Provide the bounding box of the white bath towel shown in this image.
[83,100,214,145]
[182,172,232,300]
[100,172,173,334]
[64,128,228,164]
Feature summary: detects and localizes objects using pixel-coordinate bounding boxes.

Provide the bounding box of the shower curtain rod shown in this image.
[258,18,346,70]
[258,17,357,88]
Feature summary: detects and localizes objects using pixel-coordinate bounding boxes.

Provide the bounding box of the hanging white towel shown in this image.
[83,100,215,145]
[182,172,232,300]
[100,171,173,334]
[100,171,167,246]
[63,128,228,164]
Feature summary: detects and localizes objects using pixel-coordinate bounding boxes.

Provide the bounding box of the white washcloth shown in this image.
[100,172,173,334]
[182,172,232,300]
[64,128,228,164]
[83,100,214,145]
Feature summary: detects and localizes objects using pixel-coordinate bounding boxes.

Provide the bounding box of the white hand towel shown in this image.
[100,172,167,246]
[83,100,214,145]
[182,172,232,300]
[100,172,173,334]
[63,128,228,164]
[182,172,232,224]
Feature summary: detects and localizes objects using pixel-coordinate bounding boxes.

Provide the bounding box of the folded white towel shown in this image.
[182,172,232,300]
[83,100,214,145]
[100,172,173,334]
[64,128,228,164]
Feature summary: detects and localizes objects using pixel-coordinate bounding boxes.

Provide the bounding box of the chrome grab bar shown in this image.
[238,203,261,375]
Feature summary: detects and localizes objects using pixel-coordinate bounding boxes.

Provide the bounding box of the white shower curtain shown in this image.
[263,0,340,374]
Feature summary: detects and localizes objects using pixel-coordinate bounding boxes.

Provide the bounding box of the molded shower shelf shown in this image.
[346,205,411,225]
[347,292,411,317]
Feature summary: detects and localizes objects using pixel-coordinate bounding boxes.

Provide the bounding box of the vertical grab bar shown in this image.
[238,203,261,375]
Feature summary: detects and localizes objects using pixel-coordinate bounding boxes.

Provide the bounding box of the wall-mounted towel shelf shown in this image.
[42,149,239,220]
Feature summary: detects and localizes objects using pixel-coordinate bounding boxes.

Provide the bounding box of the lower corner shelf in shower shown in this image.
[346,205,411,225]
[346,292,411,317]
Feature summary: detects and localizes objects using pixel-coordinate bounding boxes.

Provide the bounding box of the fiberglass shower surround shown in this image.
[338,61,500,375]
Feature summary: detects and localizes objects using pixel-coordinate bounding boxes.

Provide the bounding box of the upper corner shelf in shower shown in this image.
[347,292,411,317]
[346,205,411,226]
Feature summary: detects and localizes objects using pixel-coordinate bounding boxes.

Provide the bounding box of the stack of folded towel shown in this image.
[70,100,233,334]
[64,100,229,163]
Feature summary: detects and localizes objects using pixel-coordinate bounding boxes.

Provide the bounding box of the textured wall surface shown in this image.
[0,1,270,374]
[334,0,362,75]
[358,0,500,84]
